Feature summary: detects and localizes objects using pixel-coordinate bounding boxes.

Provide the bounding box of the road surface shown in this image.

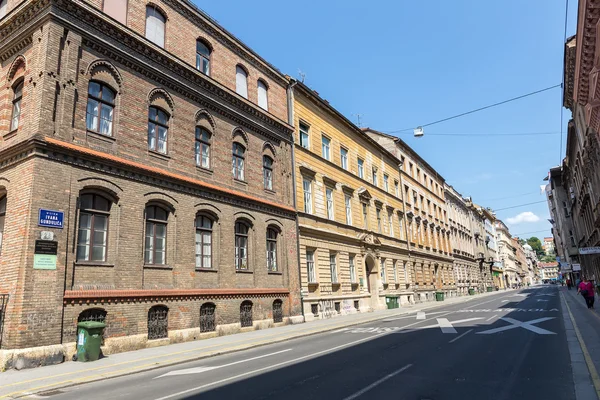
[39,286,582,400]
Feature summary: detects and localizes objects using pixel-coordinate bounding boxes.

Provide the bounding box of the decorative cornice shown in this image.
[160,0,288,86]
[42,137,297,219]
[0,36,33,63]
[45,0,292,142]
[63,288,290,304]
[576,0,600,105]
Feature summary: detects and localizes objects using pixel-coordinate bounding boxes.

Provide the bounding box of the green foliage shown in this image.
[526,237,545,257]
[541,254,556,262]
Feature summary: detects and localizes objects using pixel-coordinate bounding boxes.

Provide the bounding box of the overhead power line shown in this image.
[386,84,562,134]
[479,191,540,202]
[396,131,560,137]
[511,229,552,237]
[494,200,547,211]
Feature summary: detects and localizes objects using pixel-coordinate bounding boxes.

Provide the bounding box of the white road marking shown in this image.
[417,318,483,333]
[383,311,445,322]
[477,317,556,335]
[536,294,555,297]
[155,349,293,378]
[342,364,413,400]
[332,328,349,333]
[537,299,549,302]
[152,332,397,400]
[437,318,457,334]
[416,311,426,320]
[448,329,474,344]
[486,314,498,321]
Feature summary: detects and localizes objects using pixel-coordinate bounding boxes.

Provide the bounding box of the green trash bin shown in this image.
[486,286,493,292]
[435,292,445,301]
[76,321,105,362]
[385,296,399,309]
[468,288,475,296]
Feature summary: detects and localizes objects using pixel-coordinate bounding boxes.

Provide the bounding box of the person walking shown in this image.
[578,277,595,309]
[566,278,572,290]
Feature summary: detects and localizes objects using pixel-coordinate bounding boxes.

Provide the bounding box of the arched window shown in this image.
[200,302,216,332]
[240,300,253,327]
[235,65,248,98]
[0,196,6,254]
[195,127,211,169]
[10,80,23,132]
[78,308,107,323]
[232,143,245,181]
[195,214,213,269]
[77,194,110,262]
[148,106,169,154]
[0,0,7,19]
[263,155,273,190]
[196,39,211,75]
[235,221,249,270]
[257,80,268,110]
[148,305,168,339]
[145,205,168,265]
[266,227,278,272]
[86,81,115,136]
[145,5,165,47]
[272,299,283,323]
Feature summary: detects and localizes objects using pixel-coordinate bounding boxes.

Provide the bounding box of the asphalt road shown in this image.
[43,286,576,400]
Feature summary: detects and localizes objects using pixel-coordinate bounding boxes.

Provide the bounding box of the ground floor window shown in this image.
[240,301,253,327]
[273,299,283,323]
[148,305,168,340]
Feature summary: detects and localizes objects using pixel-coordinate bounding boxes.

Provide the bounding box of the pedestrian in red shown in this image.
[566,279,572,290]
[578,277,595,309]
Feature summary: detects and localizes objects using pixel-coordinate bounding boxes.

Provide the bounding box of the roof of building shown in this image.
[537,262,559,269]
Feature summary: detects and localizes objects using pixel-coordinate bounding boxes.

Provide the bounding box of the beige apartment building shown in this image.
[366,130,456,300]
[290,82,415,319]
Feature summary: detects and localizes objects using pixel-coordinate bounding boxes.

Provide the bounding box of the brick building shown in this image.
[0,0,301,368]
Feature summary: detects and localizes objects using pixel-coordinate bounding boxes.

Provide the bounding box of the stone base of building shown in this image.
[0,317,297,371]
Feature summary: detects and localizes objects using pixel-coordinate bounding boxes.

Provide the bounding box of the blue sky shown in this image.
[196,0,577,240]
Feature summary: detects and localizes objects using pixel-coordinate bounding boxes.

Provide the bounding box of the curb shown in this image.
[0,290,510,399]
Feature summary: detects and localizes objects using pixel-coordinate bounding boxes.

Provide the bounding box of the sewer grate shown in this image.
[37,389,65,397]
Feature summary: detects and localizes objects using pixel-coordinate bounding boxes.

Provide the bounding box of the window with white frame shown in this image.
[321,135,330,160]
[345,195,352,225]
[330,253,338,284]
[372,168,378,186]
[349,255,357,283]
[362,203,368,228]
[388,212,394,237]
[340,147,348,170]
[398,214,404,239]
[358,158,364,179]
[307,250,316,283]
[376,208,382,233]
[392,260,397,282]
[326,187,334,220]
[395,181,399,197]
[299,122,310,149]
[380,259,386,283]
[303,178,313,214]
[383,174,389,192]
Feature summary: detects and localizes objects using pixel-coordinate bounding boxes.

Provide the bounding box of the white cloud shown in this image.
[506,211,540,225]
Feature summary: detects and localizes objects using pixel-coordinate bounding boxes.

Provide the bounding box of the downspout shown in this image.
[287,80,304,321]
[397,163,414,302]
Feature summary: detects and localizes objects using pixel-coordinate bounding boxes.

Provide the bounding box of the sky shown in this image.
[195,0,578,240]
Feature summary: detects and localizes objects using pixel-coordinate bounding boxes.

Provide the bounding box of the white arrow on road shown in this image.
[155,348,293,378]
[476,317,556,335]
[383,311,445,322]
[418,317,483,334]
[536,299,549,302]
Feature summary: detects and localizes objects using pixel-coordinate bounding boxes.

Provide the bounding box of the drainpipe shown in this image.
[397,165,414,303]
[287,80,305,321]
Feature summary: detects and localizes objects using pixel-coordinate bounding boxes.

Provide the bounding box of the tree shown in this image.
[518,238,526,246]
[526,237,544,257]
[541,254,556,262]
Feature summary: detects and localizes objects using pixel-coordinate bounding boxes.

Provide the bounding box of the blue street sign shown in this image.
[38,209,64,229]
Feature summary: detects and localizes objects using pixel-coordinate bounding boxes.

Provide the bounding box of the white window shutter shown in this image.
[236,66,248,98]
[257,80,268,110]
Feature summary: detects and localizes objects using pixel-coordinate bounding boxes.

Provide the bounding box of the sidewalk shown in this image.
[560,287,600,398]
[0,290,506,398]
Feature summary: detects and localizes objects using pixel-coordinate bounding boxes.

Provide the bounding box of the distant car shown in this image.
[550,280,556,284]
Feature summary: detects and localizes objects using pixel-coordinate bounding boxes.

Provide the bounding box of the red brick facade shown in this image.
[0,0,301,366]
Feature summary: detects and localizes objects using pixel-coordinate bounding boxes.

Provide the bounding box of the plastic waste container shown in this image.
[468,288,476,296]
[435,292,445,301]
[76,321,105,362]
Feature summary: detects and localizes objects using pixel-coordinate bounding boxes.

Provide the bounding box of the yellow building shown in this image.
[290,82,414,319]
[366,130,456,300]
